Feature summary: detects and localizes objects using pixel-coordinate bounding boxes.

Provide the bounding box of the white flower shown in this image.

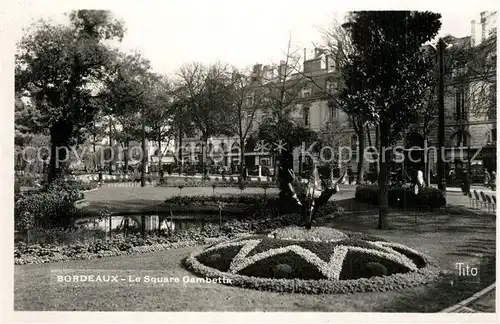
[201,237,421,281]
[328,246,349,280]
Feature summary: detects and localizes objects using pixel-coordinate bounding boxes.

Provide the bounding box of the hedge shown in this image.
[355,185,446,209]
[162,195,343,220]
[157,177,278,189]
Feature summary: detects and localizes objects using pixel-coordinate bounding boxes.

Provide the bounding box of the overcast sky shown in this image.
[6,0,495,76]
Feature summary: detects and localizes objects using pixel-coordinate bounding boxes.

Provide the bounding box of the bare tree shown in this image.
[177,62,234,174]
[292,17,371,183]
[317,117,352,176]
[256,36,318,173]
[229,68,262,177]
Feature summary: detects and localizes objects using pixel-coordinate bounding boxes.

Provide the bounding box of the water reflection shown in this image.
[75,215,218,233]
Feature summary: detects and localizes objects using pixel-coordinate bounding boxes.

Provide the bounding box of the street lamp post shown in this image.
[437,38,447,196]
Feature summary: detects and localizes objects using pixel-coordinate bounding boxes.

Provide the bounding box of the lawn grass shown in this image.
[15,208,496,312]
[78,186,281,216]
[79,186,359,216]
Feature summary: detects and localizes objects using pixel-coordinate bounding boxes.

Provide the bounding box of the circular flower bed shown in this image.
[185,226,441,294]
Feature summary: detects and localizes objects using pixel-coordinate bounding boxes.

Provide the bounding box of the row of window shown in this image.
[243,81,337,107]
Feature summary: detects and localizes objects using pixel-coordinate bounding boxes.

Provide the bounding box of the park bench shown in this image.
[480,191,488,210]
[483,193,496,212]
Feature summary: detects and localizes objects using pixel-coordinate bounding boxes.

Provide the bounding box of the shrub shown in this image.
[273,264,293,279]
[355,185,446,209]
[363,262,388,278]
[15,174,44,187]
[15,179,83,230]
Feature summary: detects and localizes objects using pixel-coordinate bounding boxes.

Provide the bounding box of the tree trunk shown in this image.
[92,123,97,172]
[178,127,183,175]
[378,122,390,230]
[423,134,430,186]
[240,138,246,179]
[48,124,70,183]
[108,117,113,175]
[123,139,129,175]
[201,136,208,176]
[366,125,378,179]
[158,130,163,179]
[356,127,365,184]
[375,124,380,176]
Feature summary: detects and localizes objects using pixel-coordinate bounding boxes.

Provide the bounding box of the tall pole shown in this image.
[438,38,447,196]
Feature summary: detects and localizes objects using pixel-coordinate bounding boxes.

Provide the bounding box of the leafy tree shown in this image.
[102,51,152,176]
[169,91,195,174]
[144,75,175,179]
[15,10,124,182]
[14,98,51,174]
[342,11,441,229]
[79,112,107,172]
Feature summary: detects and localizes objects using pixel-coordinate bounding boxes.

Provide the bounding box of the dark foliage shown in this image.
[340,251,411,280]
[238,251,328,280]
[355,185,446,209]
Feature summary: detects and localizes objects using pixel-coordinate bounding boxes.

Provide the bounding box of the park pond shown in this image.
[74,214,224,233]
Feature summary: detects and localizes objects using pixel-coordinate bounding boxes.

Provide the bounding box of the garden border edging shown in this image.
[439,282,496,313]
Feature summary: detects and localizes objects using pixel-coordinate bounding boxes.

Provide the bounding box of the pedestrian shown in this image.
[347,166,353,185]
[461,172,471,195]
[490,171,496,190]
[417,170,425,188]
[484,170,491,187]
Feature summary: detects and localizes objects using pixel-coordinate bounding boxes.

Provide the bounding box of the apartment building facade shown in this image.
[179,12,496,179]
[178,47,353,174]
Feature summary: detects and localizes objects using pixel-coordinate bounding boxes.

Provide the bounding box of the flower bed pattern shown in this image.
[185,227,441,294]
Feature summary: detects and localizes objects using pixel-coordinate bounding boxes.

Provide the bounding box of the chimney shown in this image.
[304,48,307,62]
[471,20,476,46]
[278,60,286,80]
